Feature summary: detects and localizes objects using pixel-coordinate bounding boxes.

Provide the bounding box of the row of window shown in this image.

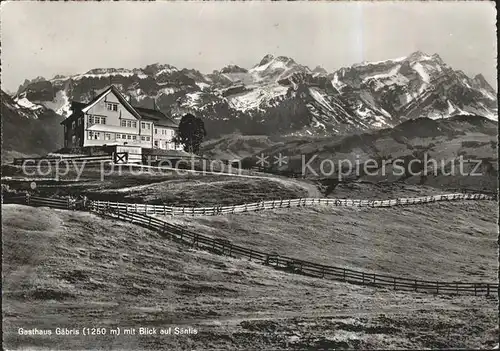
[119,120,152,130]
[88,115,107,125]
[87,131,152,142]
[120,119,137,128]
[155,128,172,136]
[88,131,111,140]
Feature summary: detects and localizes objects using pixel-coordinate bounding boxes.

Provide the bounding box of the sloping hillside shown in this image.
[240,115,498,192]
[165,200,498,281]
[2,205,498,350]
[200,134,279,160]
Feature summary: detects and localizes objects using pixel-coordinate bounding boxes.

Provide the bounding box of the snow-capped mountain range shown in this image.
[11,51,498,136]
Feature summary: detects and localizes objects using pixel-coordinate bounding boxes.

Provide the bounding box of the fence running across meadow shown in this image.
[3,194,498,296]
[91,206,498,297]
[91,192,495,216]
[12,155,113,166]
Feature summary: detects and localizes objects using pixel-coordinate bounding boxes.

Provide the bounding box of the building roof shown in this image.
[60,85,178,128]
[82,85,143,120]
[134,106,178,128]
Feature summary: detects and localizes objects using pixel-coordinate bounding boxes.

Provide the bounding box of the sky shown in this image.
[1,1,497,92]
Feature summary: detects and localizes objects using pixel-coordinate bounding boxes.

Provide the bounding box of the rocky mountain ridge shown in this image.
[12,51,498,137]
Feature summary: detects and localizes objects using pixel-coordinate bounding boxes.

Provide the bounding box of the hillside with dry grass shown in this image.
[165,201,498,282]
[2,204,498,350]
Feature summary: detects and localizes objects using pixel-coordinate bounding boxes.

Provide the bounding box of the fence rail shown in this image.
[3,194,498,296]
[12,155,113,166]
[91,206,498,296]
[91,193,495,216]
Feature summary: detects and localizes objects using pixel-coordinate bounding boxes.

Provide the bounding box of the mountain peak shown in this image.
[258,54,275,66]
[312,65,328,75]
[407,50,433,61]
[220,65,248,74]
[473,73,495,92]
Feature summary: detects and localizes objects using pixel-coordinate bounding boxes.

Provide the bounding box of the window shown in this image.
[127,135,132,140]
[146,123,151,130]
[155,128,158,134]
[116,134,120,140]
[132,121,137,128]
[132,136,137,140]
[88,131,93,140]
[100,117,107,125]
[154,141,159,147]
[126,120,132,128]
[88,116,93,124]
[105,133,111,141]
[106,103,118,111]
[121,120,127,127]
[141,136,145,141]
[122,134,127,139]
[94,132,100,140]
[146,136,150,141]
[141,122,146,129]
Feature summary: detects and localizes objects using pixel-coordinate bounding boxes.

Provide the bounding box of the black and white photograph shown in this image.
[1,1,498,350]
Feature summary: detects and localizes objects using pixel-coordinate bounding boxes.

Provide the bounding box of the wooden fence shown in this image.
[5,195,86,210]
[91,193,495,216]
[91,206,498,297]
[12,155,113,166]
[3,194,498,296]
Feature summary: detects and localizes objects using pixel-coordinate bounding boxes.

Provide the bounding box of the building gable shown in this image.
[81,86,142,120]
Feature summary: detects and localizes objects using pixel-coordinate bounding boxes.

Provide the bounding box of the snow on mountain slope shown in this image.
[14,96,44,111]
[40,90,71,116]
[14,51,497,137]
[227,85,289,112]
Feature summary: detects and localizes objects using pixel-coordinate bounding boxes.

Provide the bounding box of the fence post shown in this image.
[343,268,346,281]
[362,272,365,285]
[163,205,166,215]
[373,274,376,286]
[486,284,490,296]
[414,279,418,292]
[393,277,397,290]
